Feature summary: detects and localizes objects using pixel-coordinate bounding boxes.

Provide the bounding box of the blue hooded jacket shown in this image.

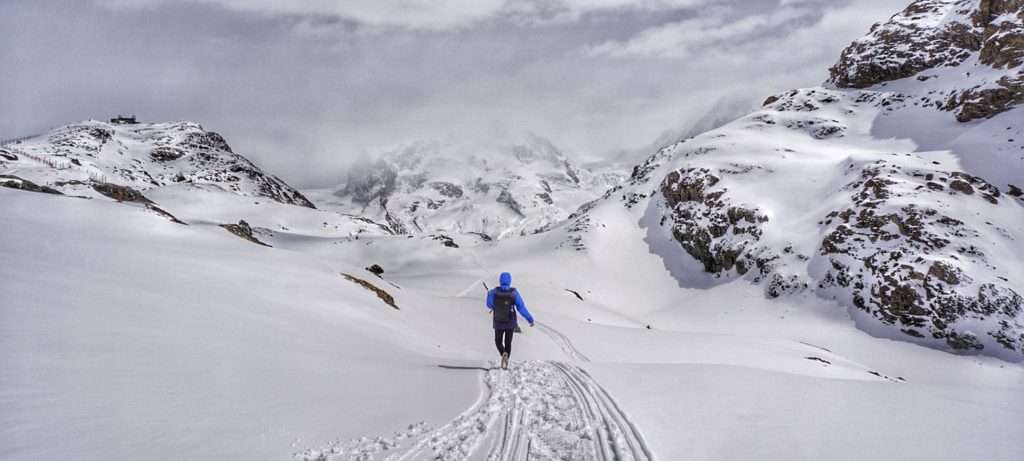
[486,272,533,330]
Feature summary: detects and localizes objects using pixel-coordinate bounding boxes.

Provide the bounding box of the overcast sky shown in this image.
[1,0,899,187]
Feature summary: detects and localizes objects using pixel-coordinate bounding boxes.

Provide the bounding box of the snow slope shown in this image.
[548,0,1024,360]
[3,184,1021,460]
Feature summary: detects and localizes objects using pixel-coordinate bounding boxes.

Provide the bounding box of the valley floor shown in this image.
[2,188,1022,460]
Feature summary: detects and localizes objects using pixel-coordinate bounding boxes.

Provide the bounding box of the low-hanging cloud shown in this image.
[2,0,898,187]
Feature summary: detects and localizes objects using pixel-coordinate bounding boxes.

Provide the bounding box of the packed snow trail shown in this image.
[297,361,653,461]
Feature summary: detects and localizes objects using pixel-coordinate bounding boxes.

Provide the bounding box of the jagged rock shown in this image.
[830,1,983,88]
[659,167,771,275]
[366,264,385,277]
[949,75,1024,121]
[183,131,232,153]
[150,146,185,162]
[817,161,1022,353]
[829,0,1024,121]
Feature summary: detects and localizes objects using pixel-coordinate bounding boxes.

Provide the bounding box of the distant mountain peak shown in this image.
[310,136,624,239]
[0,119,315,208]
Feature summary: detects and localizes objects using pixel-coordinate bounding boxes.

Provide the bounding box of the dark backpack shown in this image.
[493,289,516,323]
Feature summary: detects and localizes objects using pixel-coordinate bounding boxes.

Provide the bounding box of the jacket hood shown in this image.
[499,272,512,288]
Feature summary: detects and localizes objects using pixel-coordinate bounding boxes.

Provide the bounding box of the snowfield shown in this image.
[2,186,1021,460]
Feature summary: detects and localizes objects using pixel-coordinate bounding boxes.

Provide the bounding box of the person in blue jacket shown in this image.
[486,272,534,369]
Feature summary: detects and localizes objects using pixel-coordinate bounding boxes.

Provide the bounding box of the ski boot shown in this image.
[501,353,509,370]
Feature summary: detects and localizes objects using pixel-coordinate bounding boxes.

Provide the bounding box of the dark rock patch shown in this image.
[342,273,399,310]
[0,175,63,195]
[366,264,385,277]
[659,167,772,276]
[804,356,832,365]
[220,219,271,247]
[146,204,187,225]
[92,183,153,203]
[150,146,186,162]
[431,234,459,248]
[497,189,525,216]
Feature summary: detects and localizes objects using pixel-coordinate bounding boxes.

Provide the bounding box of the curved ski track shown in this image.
[389,360,653,461]
[536,321,592,363]
[300,325,652,461]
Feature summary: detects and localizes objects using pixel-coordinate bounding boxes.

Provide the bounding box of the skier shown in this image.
[486,272,534,370]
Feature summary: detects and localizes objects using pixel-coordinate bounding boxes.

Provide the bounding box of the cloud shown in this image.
[97,0,709,30]
[1,0,903,187]
[587,5,820,58]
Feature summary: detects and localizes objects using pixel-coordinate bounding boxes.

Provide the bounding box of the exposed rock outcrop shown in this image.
[0,174,63,195]
[92,183,153,204]
[659,167,771,276]
[817,161,1022,353]
[829,0,1024,121]
[221,220,271,247]
[341,273,399,309]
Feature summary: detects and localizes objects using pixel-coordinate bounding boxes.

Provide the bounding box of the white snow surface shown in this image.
[2,185,1022,460]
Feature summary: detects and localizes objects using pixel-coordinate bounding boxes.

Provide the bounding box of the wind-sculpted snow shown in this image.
[1,120,316,208]
[297,361,652,461]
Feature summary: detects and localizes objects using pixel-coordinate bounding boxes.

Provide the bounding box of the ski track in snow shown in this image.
[298,325,652,461]
[536,322,591,363]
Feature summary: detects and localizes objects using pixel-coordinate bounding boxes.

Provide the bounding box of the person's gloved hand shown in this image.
[529,321,535,327]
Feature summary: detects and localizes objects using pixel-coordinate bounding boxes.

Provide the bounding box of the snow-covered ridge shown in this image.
[0,119,315,208]
[829,0,1023,121]
[549,0,1024,360]
[307,136,626,239]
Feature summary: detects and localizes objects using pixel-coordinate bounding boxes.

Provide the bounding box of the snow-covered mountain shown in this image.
[0,120,316,208]
[829,0,1023,123]
[550,0,1024,360]
[305,135,625,240]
